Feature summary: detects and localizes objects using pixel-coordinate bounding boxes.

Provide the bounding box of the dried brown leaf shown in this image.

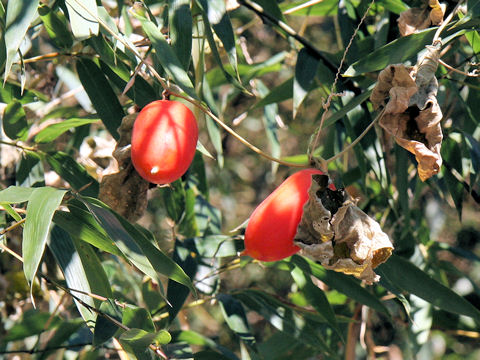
[397,1,445,36]
[99,114,150,222]
[370,46,443,181]
[294,175,393,284]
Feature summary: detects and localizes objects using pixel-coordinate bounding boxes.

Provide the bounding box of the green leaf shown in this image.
[133,12,198,100]
[53,207,125,258]
[2,100,28,140]
[234,289,332,354]
[344,29,436,76]
[290,256,390,316]
[0,82,48,104]
[161,179,186,223]
[290,266,341,340]
[167,239,198,323]
[45,151,99,197]
[23,187,67,288]
[218,293,256,347]
[194,235,240,258]
[49,226,113,326]
[197,0,239,79]
[280,0,339,16]
[293,48,320,118]
[4,0,39,82]
[82,197,195,293]
[0,185,34,203]
[34,118,98,143]
[123,306,155,333]
[38,4,73,49]
[119,328,171,358]
[169,0,192,70]
[93,299,123,345]
[15,151,45,188]
[252,77,293,110]
[377,255,480,323]
[173,330,239,360]
[76,58,125,140]
[64,0,99,40]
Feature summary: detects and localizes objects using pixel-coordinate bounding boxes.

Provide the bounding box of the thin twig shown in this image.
[0,140,36,152]
[439,58,479,77]
[0,218,26,235]
[432,1,464,44]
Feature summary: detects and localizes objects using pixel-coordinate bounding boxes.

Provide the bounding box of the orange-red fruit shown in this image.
[243,169,326,262]
[131,100,198,184]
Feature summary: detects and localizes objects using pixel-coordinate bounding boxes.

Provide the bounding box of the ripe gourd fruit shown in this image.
[243,169,328,262]
[131,100,198,184]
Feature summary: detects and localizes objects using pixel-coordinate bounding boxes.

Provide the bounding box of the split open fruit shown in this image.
[131,100,198,184]
[243,169,331,261]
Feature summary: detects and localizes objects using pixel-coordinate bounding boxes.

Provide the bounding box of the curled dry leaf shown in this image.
[99,114,150,222]
[294,175,393,284]
[370,46,443,181]
[398,0,446,36]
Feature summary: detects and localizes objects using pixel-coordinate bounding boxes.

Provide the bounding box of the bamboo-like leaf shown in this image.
[293,48,320,118]
[4,0,39,82]
[23,187,67,289]
[2,100,28,140]
[38,4,73,49]
[377,255,480,323]
[45,151,99,197]
[169,0,192,70]
[0,186,34,203]
[64,0,99,40]
[34,118,98,143]
[76,58,125,140]
[133,12,198,100]
[49,226,113,327]
[218,293,256,347]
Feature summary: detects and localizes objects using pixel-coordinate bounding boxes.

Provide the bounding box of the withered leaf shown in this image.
[397,0,445,36]
[370,46,443,181]
[99,114,150,222]
[294,175,393,284]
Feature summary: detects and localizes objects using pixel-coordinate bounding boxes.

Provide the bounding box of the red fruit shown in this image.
[131,100,198,184]
[243,169,330,262]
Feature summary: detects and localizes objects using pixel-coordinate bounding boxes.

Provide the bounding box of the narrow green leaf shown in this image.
[23,187,67,288]
[82,197,195,293]
[93,300,123,345]
[34,118,98,143]
[4,0,39,82]
[64,0,99,40]
[169,0,192,70]
[161,179,186,223]
[119,328,172,356]
[167,239,198,323]
[377,255,480,323]
[194,235,240,258]
[45,151,99,197]
[38,4,73,49]
[218,293,256,347]
[0,82,48,104]
[280,0,339,15]
[173,330,239,360]
[133,13,198,100]
[290,256,390,316]
[293,48,320,118]
[2,100,28,140]
[0,186,34,203]
[197,0,239,79]
[76,58,125,139]
[49,226,113,327]
[290,266,341,340]
[252,77,293,109]
[53,207,125,258]
[123,306,155,333]
[15,151,45,188]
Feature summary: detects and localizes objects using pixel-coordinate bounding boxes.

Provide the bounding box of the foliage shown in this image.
[1,0,480,359]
